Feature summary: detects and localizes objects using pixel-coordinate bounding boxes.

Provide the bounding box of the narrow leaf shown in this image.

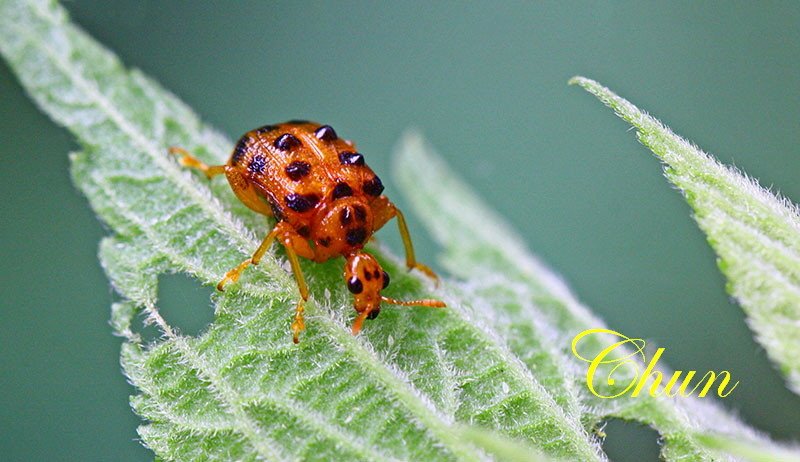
[694,433,800,462]
[393,131,786,461]
[456,426,553,462]
[569,76,800,395]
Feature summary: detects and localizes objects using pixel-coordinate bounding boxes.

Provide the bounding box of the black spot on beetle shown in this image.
[285,193,319,213]
[346,227,367,246]
[373,270,381,280]
[364,270,372,281]
[381,271,390,289]
[275,133,301,151]
[338,151,365,166]
[255,124,277,134]
[339,207,353,225]
[318,237,331,247]
[231,136,250,165]
[347,277,363,294]
[297,225,311,238]
[248,154,267,174]
[354,205,367,222]
[363,176,384,196]
[332,182,353,199]
[367,308,380,320]
[285,161,311,181]
[315,125,338,141]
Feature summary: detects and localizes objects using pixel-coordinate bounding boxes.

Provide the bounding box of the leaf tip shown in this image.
[396,127,425,150]
[567,75,586,86]
[392,127,428,175]
[567,76,603,93]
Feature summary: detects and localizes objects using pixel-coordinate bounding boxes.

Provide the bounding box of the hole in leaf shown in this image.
[155,272,215,337]
[600,418,661,462]
[136,314,163,345]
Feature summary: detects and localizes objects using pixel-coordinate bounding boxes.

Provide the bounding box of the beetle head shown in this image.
[344,252,388,332]
[344,252,446,335]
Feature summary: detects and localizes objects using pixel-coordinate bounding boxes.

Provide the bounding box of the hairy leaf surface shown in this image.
[394,132,794,461]
[570,76,800,396]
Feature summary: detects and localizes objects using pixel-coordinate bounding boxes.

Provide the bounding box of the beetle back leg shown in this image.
[169,147,225,178]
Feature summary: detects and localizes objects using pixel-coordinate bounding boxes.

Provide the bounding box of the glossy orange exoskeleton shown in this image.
[170,121,444,342]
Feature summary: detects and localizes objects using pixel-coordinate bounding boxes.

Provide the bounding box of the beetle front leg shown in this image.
[216,226,279,291]
[215,221,313,343]
[283,242,310,344]
[372,196,438,281]
[264,227,314,343]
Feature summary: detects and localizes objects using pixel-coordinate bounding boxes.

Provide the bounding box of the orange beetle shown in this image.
[170,121,444,342]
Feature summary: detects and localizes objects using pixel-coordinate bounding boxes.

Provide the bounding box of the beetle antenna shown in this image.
[381,296,446,308]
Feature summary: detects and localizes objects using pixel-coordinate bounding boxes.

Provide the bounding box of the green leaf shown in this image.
[694,433,800,462]
[455,426,553,462]
[393,132,798,461]
[0,0,604,460]
[569,76,800,396]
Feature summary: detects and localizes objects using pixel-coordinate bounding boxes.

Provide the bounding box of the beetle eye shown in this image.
[381,271,390,289]
[347,277,363,294]
[367,308,380,320]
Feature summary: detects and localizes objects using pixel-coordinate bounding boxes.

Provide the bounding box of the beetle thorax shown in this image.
[311,197,374,260]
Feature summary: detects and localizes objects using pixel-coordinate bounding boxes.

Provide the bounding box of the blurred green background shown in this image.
[2,1,799,460]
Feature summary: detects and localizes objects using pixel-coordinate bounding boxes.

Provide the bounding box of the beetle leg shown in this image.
[216,226,279,291]
[281,236,311,344]
[292,301,306,344]
[169,147,225,178]
[351,311,370,336]
[372,197,439,282]
[215,221,312,343]
[371,195,395,231]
